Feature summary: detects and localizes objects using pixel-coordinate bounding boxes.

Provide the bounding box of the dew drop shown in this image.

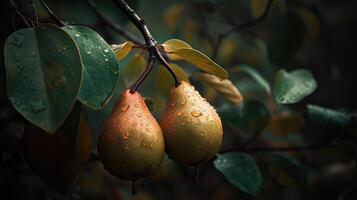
[141,139,148,147]
[124,145,129,150]
[121,105,130,112]
[146,127,150,132]
[86,51,91,55]
[137,113,142,118]
[171,103,175,106]
[105,58,109,62]
[134,104,139,108]
[62,46,67,51]
[132,122,137,126]
[149,142,154,148]
[98,46,102,50]
[176,112,182,117]
[187,118,192,122]
[123,131,130,139]
[181,100,187,105]
[191,111,202,117]
[74,33,80,37]
[104,48,109,53]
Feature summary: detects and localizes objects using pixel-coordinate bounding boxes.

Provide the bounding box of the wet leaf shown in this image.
[307,104,351,142]
[4,24,82,133]
[112,41,135,60]
[214,152,262,196]
[62,26,119,110]
[167,48,228,79]
[273,69,317,104]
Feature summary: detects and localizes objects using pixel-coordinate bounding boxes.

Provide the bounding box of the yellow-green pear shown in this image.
[160,81,223,165]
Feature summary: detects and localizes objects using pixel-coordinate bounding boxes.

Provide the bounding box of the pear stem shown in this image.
[131,179,138,195]
[130,48,156,93]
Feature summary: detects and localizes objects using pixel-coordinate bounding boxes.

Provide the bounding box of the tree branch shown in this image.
[111,0,180,91]
[212,0,275,58]
[39,0,66,26]
[86,0,142,44]
[224,0,275,35]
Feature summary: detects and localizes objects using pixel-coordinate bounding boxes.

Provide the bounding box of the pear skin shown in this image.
[98,89,164,180]
[160,81,223,165]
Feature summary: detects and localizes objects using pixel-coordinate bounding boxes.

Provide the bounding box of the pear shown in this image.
[98,89,164,180]
[160,81,223,165]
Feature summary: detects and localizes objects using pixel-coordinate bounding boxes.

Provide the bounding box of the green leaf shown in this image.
[214,152,262,196]
[307,104,351,142]
[231,64,271,94]
[156,63,189,96]
[62,26,119,110]
[167,48,229,79]
[112,41,135,60]
[268,153,307,187]
[218,100,269,132]
[4,24,82,133]
[273,69,317,104]
[123,54,146,87]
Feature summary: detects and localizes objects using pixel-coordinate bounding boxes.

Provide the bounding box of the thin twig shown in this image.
[223,0,275,35]
[111,0,180,91]
[39,0,66,26]
[86,0,142,44]
[212,0,275,58]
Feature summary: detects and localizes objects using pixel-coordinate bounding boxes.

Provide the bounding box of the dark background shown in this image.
[1,0,357,200]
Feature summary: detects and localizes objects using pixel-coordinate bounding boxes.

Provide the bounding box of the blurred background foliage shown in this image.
[1,0,357,200]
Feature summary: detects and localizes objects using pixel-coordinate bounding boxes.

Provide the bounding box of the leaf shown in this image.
[192,73,243,105]
[273,69,317,104]
[62,26,119,110]
[112,41,135,60]
[162,39,192,60]
[307,104,351,142]
[231,64,271,94]
[268,153,307,187]
[123,54,146,87]
[218,100,269,132]
[214,152,262,196]
[156,63,189,96]
[167,48,228,79]
[267,113,304,136]
[163,4,185,32]
[4,24,82,133]
[162,38,192,52]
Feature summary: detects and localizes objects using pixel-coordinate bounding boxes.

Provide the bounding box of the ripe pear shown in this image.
[98,89,164,180]
[22,124,80,192]
[160,81,223,165]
